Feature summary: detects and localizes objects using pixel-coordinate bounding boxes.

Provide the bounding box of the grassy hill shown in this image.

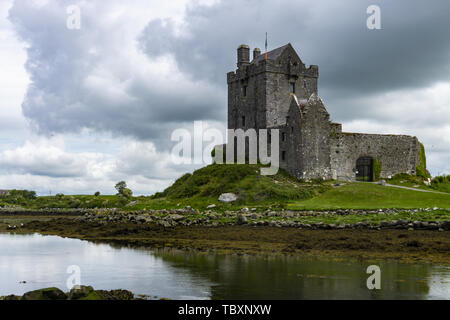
[147,164,330,209]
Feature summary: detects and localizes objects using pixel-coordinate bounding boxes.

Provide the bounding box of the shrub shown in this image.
[373,158,382,181]
[416,143,431,178]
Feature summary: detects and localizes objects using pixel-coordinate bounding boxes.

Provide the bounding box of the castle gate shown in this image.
[356,157,374,181]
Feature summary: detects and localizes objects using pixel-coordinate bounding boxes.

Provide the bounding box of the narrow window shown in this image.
[242,116,246,127]
[243,85,247,97]
[291,126,294,133]
[290,82,295,94]
[282,151,286,161]
[268,132,271,144]
[282,132,286,142]
[303,80,307,89]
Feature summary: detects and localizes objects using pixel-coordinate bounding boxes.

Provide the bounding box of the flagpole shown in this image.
[265,32,268,60]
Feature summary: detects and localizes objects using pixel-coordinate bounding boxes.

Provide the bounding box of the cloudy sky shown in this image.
[0,0,449,195]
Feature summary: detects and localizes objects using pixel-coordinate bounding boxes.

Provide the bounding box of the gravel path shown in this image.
[383,183,449,195]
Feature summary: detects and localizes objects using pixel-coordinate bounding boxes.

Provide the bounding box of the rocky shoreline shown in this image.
[70,207,450,231]
[0,285,150,301]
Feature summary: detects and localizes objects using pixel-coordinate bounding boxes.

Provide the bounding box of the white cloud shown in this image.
[340,82,450,176]
[0,0,448,197]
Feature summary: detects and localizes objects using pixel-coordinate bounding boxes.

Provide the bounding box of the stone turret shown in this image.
[237,44,250,68]
[253,48,261,60]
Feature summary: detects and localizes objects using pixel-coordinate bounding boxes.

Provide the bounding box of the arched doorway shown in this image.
[356,157,374,182]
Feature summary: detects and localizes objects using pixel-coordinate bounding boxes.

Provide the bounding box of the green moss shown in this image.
[416,142,431,178]
[373,157,382,181]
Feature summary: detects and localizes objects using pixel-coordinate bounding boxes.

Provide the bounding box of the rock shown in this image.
[68,286,98,300]
[22,287,67,300]
[167,214,185,222]
[218,193,238,203]
[96,289,134,300]
[158,220,172,228]
[378,180,386,186]
[241,207,249,213]
[136,215,148,223]
[207,204,217,209]
[441,221,450,231]
[237,214,248,225]
[125,201,138,207]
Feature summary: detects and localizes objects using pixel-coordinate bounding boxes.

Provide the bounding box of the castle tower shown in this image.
[227,43,319,131]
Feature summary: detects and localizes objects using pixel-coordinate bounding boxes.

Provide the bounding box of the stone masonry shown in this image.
[224,43,423,181]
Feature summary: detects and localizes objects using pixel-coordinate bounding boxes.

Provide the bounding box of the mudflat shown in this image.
[2,216,449,265]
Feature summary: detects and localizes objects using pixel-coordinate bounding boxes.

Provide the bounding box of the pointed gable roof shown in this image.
[251,43,291,64]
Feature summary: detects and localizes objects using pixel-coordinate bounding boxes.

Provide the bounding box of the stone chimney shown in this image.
[253,48,261,60]
[237,44,250,68]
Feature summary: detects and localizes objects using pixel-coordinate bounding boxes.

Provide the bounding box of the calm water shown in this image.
[0,233,449,299]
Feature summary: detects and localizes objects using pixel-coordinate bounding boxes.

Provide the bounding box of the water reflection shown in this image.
[0,233,448,299]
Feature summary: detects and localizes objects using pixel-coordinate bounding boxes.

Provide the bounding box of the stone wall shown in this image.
[330,133,421,180]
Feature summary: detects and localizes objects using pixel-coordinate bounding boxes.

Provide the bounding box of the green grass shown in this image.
[1,164,449,212]
[140,164,330,210]
[288,182,450,210]
[387,173,450,193]
[0,194,125,210]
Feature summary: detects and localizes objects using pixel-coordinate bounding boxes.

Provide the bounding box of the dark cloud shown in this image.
[8,0,450,162]
[9,0,225,146]
[139,0,450,120]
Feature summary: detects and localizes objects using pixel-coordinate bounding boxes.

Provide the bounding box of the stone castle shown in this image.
[225,43,424,181]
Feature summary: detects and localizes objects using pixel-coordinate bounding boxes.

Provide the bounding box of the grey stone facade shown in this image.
[224,43,423,181]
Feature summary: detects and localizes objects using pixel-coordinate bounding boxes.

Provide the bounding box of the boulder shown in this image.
[22,287,67,300]
[167,214,185,222]
[237,214,248,225]
[441,221,450,231]
[68,285,98,300]
[207,204,217,209]
[218,193,238,203]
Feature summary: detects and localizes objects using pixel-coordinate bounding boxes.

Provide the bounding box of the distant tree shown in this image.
[121,188,133,199]
[56,193,65,199]
[7,190,37,200]
[115,181,127,194]
[23,190,37,200]
[94,191,101,197]
[115,181,133,202]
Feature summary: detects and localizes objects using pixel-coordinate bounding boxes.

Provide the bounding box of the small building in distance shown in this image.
[0,190,11,197]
